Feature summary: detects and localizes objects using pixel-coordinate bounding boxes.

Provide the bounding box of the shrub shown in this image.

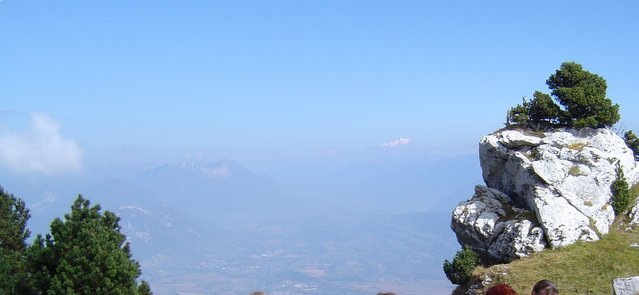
[610,161,630,216]
[507,98,530,126]
[443,245,480,285]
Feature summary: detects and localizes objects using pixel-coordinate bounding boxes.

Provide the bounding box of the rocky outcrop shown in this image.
[452,128,639,262]
[451,185,546,262]
[613,276,639,295]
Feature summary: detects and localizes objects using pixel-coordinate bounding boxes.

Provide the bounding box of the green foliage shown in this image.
[610,161,631,216]
[507,92,562,129]
[0,187,31,294]
[138,280,153,295]
[506,62,621,129]
[528,91,561,128]
[443,245,480,285]
[27,195,149,295]
[547,62,620,128]
[624,130,639,161]
[507,98,530,126]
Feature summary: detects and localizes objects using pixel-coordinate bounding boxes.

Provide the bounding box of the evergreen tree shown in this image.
[27,196,149,295]
[506,62,621,129]
[547,62,620,128]
[138,280,153,295]
[528,91,561,128]
[610,161,631,216]
[0,187,31,294]
[442,245,480,285]
[506,97,530,126]
[624,130,639,161]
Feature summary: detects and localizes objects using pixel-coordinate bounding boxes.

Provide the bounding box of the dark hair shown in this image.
[486,284,518,295]
[532,279,558,295]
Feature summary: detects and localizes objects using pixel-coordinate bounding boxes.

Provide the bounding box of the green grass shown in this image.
[472,221,639,294]
[630,182,639,205]
[568,165,582,176]
[568,142,588,151]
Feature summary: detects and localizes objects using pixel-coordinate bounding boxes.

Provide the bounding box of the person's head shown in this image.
[486,284,518,295]
[532,280,558,295]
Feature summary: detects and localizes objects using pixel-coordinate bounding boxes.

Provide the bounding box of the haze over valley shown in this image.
[2,154,480,294]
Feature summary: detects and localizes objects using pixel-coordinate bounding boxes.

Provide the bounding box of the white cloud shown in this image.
[380,137,411,148]
[0,113,83,175]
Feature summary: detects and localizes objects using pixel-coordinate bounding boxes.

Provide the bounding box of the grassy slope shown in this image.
[473,219,639,295]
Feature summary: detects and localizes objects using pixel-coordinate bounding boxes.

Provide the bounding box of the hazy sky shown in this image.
[1,1,638,174]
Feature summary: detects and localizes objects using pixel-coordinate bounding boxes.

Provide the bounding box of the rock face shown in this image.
[452,128,639,262]
[451,185,546,262]
[613,276,639,295]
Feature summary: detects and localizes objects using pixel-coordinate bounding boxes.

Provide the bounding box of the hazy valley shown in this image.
[3,155,480,294]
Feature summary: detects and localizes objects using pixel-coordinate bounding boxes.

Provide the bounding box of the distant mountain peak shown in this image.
[146,160,251,180]
[173,161,232,178]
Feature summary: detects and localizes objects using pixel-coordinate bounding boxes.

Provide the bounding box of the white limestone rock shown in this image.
[480,128,639,248]
[451,185,546,262]
[487,219,546,261]
[498,130,542,148]
[629,198,639,225]
[613,276,639,295]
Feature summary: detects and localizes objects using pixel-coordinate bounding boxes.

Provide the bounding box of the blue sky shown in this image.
[1,1,638,174]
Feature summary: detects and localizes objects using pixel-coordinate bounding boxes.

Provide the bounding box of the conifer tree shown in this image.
[442,245,480,285]
[528,91,561,128]
[138,280,153,295]
[624,130,639,160]
[611,161,631,216]
[507,97,530,126]
[27,196,149,295]
[0,187,31,294]
[506,62,621,129]
[546,62,620,128]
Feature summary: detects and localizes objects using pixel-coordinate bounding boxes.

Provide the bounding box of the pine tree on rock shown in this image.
[528,91,561,128]
[506,62,621,129]
[547,62,620,128]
